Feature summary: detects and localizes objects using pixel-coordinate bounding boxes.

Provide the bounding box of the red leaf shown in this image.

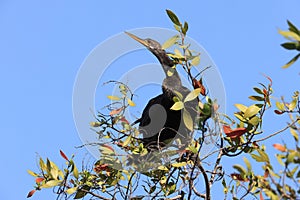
[273,143,286,152]
[35,177,44,183]
[109,107,123,116]
[262,73,272,86]
[192,78,206,96]
[260,190,264,200]
[252,141,259,148]
[223,125,247,138]
[120,116,129,124]
[60,150,69,161]
[274,110,284,115]
[27,189,36,198]
[264,168,269,178]
[94,163,109,173]
[102,144,114,152]
[230,173,248,181]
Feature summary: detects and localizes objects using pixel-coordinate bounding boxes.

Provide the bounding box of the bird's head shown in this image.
[125,32,163,54]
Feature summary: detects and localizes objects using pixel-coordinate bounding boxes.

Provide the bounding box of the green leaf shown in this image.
[66,187,78,195]
[182,21,188,35]
[243,157,252,171]
[287,151,297,164]
[183,109,193,131]
[107,95,121,101]
[190,55,200,66]
[170,101,184,110]
[282,53,300,69]
[74,185,90,199]
[171,162,187,168]
[73,163,79,179]
[287,20,300,35]
[251,153,265,162]
[233,164,247,177]
[257,149,270,163]
[244,105,261,118]
[166,9,181,26]
[184,88,201,102]
[287,166,298,178]
[281,42,298,50]
[27,170,38,177]
[249,95,264,101]
[222,179,228,194]
[235,104,248,113]
[162,35,179,49]
[127,98,136,106]
[248,116,260,126]
[253,87,264,95]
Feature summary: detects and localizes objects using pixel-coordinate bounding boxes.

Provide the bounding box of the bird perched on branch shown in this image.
[126,32,197,150]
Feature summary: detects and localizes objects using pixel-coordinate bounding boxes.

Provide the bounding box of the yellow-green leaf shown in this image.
[275,101,285,111]
[190,55,200,66]
[235,104,248,113]
[158,166,169,171]
[162,35,179,49]
[39,158,47,171]
[127,98,136,107]
[278,29,300,41]
[290,128,299,142]
[174,49,183,58]
[66,187,78,195]
[172,162,187,168]
[123,135,132,146]
[41,180,62,188]
[170,101,184,110]
[183,109,193,131]
[73,164,79,179]
[233,164,247,177]
[184,88,201,102]
[244,105,261,118]
[90,122,101,127]
[282,53,300,69]
[167,67,175,77]
[243,157,252,171]
[107,95,121,101]
[248,116,260,126]
[288,98,297,111]
[27,170,38,177]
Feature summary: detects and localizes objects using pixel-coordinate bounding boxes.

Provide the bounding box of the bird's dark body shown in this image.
[125,32,197,148]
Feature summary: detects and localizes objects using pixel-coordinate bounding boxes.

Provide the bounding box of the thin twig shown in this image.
[254,118,300,143]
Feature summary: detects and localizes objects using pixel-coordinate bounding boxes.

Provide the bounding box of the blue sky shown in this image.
[1,1,300,199]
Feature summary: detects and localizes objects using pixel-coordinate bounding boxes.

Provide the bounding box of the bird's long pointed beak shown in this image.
[125,32,149,47]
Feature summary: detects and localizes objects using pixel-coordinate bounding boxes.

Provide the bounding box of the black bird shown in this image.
[126,32,197,149]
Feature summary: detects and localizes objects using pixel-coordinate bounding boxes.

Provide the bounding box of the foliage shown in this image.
[279,20,300,68]
[27,11,300,200]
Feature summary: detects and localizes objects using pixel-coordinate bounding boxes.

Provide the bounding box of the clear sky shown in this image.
[1,1,300,199]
